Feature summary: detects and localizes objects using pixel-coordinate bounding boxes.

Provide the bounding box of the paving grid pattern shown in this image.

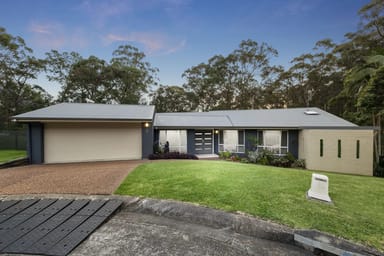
[0,198,122,256]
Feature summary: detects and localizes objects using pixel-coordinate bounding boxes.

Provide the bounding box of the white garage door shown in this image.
[44,123,142,163]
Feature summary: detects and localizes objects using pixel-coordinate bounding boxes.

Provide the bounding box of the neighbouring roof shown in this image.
[154,107,358,129]
[13,103,155,121]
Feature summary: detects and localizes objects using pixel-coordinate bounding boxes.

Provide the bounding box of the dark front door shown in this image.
[194,130,212,154]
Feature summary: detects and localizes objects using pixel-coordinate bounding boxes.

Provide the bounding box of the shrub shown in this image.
[230,154,241,162]
[256,149,274,165]
[375,156,384,177]
[148,152,198,160]
[240,158,250,164]
[291,159,305,169]
[247,151,258,163]
[271,156,291,167]
[374,165,384,177]
[286,152,296,162]
[247,149,305,169]
[153,144,162,154]
[219,151,232,160]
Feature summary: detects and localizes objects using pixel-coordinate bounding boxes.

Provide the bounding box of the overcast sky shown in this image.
[1,0,367,97]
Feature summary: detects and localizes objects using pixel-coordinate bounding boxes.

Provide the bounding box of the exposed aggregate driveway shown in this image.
[0,160,144,195]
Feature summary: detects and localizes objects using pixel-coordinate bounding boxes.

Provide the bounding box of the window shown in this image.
[356,140,360,159]
[264,131,281,149]
[219,130,245,153]
[257,130,263,145]
[320,139,323,157]
[259,130,288,155]
[159,130,187,153]
[338,139,341,158]
[281,131,288,154]
[219,130,224,144]
[238,130,244,145]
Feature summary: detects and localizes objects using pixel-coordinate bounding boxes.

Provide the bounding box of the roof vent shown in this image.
[304,110,319,115]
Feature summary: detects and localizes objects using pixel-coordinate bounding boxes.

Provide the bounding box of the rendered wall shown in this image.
[298,129,374,176]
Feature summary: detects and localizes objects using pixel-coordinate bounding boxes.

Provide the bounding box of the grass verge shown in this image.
[0,150,27,163]
[115,160,384,251]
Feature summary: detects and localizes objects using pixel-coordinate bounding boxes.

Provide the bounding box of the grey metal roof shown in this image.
[154,113,233,128]
[13,103,155,121]
[154,107,358,129]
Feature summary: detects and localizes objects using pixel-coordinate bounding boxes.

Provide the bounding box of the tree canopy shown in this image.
[1,0,383,158]
[45,45,158,104]
[0,27,49,129]
[181,40,278,111]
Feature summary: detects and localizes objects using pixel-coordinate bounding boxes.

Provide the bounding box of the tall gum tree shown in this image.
[0,27,49,129]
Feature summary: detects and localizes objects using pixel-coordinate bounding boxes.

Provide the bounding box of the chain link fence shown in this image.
[0,130,27,150]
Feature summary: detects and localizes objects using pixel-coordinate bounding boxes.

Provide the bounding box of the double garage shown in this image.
[44,123,142,163]
[14,103,154,164]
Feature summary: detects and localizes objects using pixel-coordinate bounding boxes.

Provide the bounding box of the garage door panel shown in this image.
[44,123,142,163]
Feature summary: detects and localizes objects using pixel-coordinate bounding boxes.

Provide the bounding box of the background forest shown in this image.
[1,1,383,155]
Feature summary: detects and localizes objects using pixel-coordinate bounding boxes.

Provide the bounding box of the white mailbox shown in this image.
[307,173,331,202]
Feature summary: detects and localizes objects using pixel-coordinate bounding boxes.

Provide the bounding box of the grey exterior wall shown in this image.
[142,125,153,158]
[154,129,160,144]
[245,130,258,151]
[27,122,44,164]
[187,129,195,154]
[155,128,300,158]
[214,132,219,154]
[288,130,299,159]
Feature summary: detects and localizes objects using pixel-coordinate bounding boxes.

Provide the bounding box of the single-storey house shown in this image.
[13,103,375,176]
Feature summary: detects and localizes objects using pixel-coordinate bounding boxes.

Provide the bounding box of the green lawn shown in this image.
[116,160,384,251]
[0,150,27,163]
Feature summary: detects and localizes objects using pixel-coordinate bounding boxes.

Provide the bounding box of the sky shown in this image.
[1,0,368,97]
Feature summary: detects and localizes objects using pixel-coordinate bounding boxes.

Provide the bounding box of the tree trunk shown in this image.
[373,113,382,168]
[378,114,382,156]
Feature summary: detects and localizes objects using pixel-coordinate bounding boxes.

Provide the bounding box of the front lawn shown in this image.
[0,150,26,163]
[115,160,384,251]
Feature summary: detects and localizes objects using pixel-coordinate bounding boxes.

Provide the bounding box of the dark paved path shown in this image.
[0,198,122,256]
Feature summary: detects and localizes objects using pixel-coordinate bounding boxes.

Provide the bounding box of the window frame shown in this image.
[257,130,289,156]
[218,129,245,153]
[159,130,188,153]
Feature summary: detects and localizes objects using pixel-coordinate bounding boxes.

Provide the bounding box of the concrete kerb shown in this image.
[124,197,295,244]
[0,194,382,256]
[0,157,28,169]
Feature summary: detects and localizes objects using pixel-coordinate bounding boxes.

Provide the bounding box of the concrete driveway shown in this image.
[0,160,145,195]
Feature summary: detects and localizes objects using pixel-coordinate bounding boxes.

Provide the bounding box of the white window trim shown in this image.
[218,130,245,153]
[258,130,289,156]
[159,130,188,153]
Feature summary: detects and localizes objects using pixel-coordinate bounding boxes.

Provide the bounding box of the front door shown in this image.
[194,130,213,154]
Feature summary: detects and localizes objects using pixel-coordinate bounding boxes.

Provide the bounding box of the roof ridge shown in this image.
[58,102,155,107]
[156,112,227,117]
[225,115,234,126]
[209,107,321,112]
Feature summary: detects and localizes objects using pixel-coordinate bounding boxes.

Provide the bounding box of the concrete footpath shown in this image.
[0,194,382,256]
